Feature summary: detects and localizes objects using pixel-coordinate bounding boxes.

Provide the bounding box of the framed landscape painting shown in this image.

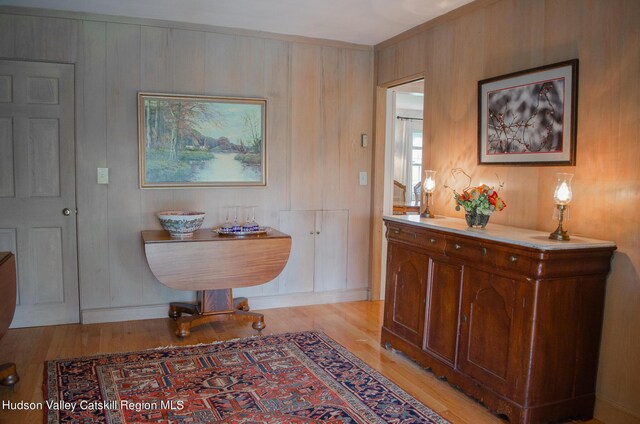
[138,93,266,188]
[477,59,578,165]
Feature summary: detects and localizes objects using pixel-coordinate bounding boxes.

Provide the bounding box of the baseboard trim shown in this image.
[81,289,370,324]
[595,397,640,424]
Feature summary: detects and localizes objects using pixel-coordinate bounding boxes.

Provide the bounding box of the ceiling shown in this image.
[0,0,474,45]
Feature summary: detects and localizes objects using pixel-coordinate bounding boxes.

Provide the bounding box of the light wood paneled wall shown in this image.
[374,0,640,421]
[0,8,373,315]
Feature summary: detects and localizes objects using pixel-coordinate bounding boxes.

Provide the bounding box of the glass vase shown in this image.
[465,210,491,228]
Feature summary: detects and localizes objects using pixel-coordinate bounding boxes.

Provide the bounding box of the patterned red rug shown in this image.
[45,331,448,423]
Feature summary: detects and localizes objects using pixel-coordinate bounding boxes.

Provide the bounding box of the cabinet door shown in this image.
[383,242,428,346]
[458,267,523,396]
[423,259,462,366]
[278,211,315,294]
[314,210,348,291]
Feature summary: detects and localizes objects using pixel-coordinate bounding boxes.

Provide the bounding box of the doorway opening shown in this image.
[379,78,424,298]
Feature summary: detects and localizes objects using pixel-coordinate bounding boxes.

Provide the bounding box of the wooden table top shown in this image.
[142,228,290,243]
[141,228,292,291]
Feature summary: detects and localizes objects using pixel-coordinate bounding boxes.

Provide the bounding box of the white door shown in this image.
[0,59,79,327]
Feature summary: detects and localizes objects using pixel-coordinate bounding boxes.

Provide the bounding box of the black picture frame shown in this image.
[477,59,578,166]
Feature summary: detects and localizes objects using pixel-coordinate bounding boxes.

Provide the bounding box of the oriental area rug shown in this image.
[45,331,449,423]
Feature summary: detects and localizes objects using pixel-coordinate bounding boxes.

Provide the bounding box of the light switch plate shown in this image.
[359,171,367,186]
[361,133,368,147]
[97,168,109,184]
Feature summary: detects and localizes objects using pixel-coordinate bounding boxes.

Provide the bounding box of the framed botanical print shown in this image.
[478,59,578,165]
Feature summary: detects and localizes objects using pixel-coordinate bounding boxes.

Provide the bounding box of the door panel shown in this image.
[0,118,13,196]
[423,259,462,366]
[458,268,518,396]
[314,210,348,291]
[278,210,315,294]
[384,243,427,346]
[0,59,78,327]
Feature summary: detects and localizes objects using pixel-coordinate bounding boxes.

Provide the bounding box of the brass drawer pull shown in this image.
[509,255,518,263]
[454,243,462,250]
[430,238,437,244]
[393,229,400,234]
[411,233,417,239]
[481,247,487,256]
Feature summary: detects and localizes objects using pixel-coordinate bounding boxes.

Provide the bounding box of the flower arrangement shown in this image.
[445,168,506,227]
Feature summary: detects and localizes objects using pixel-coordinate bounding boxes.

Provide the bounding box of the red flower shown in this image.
[488,191,498,206]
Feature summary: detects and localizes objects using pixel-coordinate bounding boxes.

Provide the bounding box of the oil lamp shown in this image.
[549,173,573,241]
[421,170,437,218]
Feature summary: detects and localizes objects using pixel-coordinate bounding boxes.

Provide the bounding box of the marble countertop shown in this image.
[383,215,616,251]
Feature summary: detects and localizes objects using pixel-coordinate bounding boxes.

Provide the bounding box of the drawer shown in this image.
[445,237,533,276]
[445,237,490,266]
[493,249,533,275]
[386,225,446,254]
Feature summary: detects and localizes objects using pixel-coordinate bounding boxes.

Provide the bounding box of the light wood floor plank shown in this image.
[0,300,601,423]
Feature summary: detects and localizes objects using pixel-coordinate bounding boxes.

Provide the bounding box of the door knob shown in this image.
[62,208,71,216]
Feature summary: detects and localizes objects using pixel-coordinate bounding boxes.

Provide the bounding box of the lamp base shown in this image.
[549,204,570,241]
[549,228,570,241]
[421,193,434,218]
[420,210,434,218]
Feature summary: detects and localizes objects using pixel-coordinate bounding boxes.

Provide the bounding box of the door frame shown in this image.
[369,73,424,300]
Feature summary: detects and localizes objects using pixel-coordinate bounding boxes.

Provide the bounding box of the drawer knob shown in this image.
[454,243,462,250]
[481,247,487,256]
[411,233,417,239]
[430,238,437,244]
[393,229,400,234]
[509,255,518,263]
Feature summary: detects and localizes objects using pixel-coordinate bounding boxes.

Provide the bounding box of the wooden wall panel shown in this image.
[77,21,110,310]
[0,15,15,57]
[290,43,323,211]
[344,49,373,289]
[0,7,373,313]
[105,23,143,307]
[13,15,78,62]
[374,0,640,419]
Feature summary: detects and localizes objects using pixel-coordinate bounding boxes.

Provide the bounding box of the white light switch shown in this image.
[361,133,368,147]
[97,168,109,184]
[359,171,368,186]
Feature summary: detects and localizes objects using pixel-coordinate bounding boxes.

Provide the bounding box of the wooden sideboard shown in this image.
[382,216,616,424]
[0,252,18,386]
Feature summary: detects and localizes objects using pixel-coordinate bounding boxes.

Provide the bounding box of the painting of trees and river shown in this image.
[139,94,266,187]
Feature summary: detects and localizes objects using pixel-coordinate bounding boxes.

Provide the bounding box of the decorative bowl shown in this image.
[157,211,206,237]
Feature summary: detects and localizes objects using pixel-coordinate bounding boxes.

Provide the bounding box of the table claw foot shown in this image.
[233,297,250,311]
[175,320,191,338]
[169,308,182,321]
[251,318,266,333]
[0,363,19,386]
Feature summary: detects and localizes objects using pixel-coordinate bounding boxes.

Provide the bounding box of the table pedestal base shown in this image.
[169,289,265,338]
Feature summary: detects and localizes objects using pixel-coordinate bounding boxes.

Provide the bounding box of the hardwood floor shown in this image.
[0,300,602,423]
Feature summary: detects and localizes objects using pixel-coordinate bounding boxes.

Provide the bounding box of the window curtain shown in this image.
[394,117,419,204]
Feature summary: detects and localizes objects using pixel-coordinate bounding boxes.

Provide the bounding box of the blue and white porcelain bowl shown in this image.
[157,211,206,237]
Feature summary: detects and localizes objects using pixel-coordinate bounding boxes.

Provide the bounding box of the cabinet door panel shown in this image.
[459,268,519,395]
[384,243,427,346]
[314,210,348,291]
[423,259,462,366]
[278,211,315,294]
